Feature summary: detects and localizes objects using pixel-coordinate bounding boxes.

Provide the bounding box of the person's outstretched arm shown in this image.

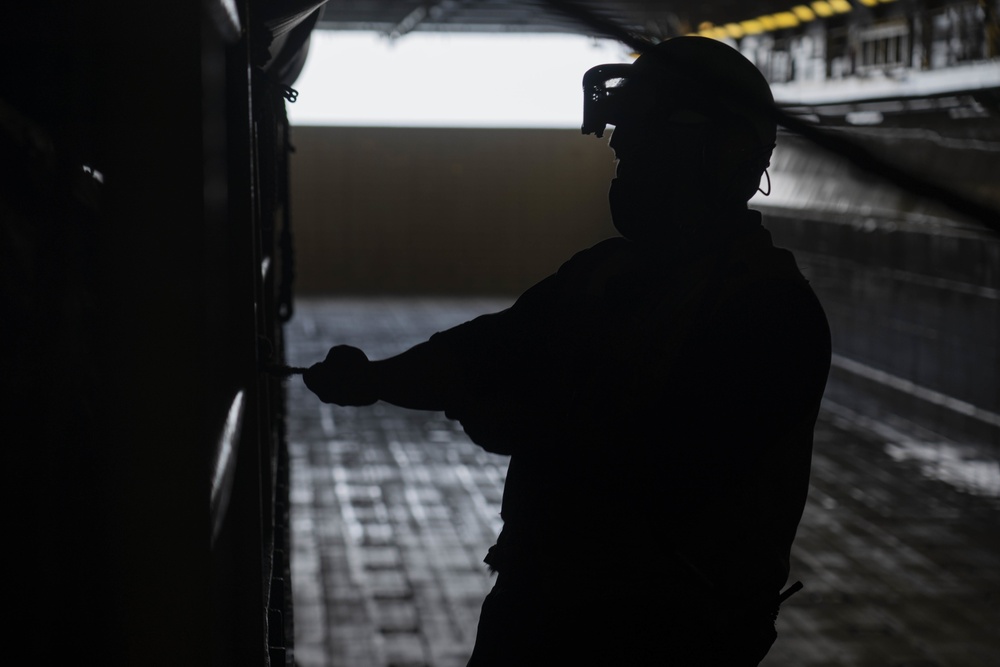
[302,266,567,415]
[303,338,465,411]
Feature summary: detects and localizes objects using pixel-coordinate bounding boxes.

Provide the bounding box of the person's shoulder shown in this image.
[563,237,629,264]
[719,224,828,319]
[555,237,654,297]
[729,226,801,278]
[556,236,636,278]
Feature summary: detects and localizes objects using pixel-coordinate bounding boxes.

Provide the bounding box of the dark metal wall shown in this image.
[2,2,300,664]
[763,126,999,450]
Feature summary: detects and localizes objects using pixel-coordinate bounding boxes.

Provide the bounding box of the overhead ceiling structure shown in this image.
[302,0,1000,234]
[314,0,797,41]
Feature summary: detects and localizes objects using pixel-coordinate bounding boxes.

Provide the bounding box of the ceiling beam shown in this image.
[388,0,465,39]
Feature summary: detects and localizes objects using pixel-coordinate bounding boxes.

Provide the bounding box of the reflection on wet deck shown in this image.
[285,297,1000,667]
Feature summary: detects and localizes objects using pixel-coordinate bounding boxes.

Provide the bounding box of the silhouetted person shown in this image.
[305,36,831,666]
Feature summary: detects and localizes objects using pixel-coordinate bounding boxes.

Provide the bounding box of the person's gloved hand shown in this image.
[303,345,378,406]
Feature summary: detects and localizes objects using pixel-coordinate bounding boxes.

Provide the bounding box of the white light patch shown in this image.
[885,441,1000,498]
[288,31,632,128]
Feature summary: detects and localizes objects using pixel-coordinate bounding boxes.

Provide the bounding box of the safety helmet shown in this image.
[582,36,776,150]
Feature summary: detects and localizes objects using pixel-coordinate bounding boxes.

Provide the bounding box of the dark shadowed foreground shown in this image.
[286,297,999,667]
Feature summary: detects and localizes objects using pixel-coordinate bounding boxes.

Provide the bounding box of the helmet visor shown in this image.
[581,64,633,138]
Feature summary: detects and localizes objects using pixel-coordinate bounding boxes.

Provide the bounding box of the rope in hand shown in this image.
[264,365,308,377]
